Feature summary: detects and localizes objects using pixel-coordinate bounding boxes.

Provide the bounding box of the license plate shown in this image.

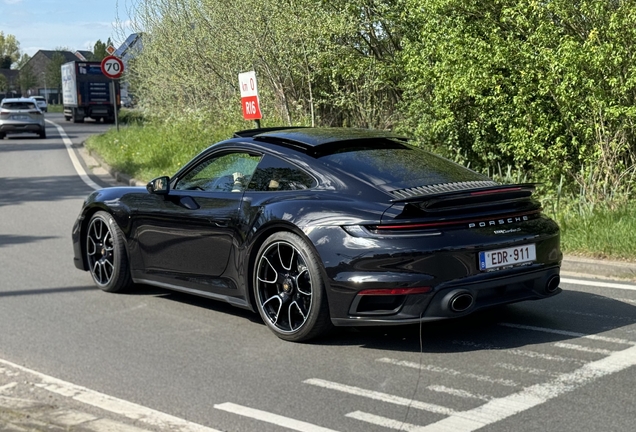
[11,115,29,120]
[479,244,536,270]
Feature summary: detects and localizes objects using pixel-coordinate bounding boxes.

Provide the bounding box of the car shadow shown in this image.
[320,289,636,352]
[117,285,636,352]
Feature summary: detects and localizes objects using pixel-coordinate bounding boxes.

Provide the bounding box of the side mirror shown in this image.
[147,176,170,195]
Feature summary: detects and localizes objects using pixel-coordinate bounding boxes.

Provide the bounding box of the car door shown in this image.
[129,151,261,291]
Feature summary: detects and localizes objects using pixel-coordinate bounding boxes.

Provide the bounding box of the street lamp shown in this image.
[41,72,47,101]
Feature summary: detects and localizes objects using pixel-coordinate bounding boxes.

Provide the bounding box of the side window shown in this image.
[247,154,317,192]
[174,152,261,192]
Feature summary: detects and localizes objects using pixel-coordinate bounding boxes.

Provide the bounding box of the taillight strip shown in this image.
[358,287,432,296]
[374,210,540,230]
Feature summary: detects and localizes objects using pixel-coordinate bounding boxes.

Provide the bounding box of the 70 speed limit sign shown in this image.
[101,55,124,79]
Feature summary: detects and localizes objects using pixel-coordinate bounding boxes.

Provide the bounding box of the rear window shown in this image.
[1,102,37,110]
[317,139,488,187]
[32,96,45,101]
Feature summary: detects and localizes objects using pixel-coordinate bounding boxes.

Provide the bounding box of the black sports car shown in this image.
[72,127,562,341]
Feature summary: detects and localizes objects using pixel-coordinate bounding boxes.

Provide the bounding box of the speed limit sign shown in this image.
[101,55,124,79]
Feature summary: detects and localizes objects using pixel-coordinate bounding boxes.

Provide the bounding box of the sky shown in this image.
[0,0,134,58]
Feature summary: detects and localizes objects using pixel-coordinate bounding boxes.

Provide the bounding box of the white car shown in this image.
[30,96,48,112]
[0,98,46,139]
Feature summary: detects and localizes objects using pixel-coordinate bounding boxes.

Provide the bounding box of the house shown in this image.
[0,69,20,99]
[21,50,93,103]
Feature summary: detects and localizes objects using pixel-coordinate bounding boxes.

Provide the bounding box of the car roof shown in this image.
[234,127,407,151]
[1,97,38,103]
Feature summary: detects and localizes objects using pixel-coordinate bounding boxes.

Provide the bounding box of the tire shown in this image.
[253,232,332,342]
[85,211,133,293]
[64,116,71,121]
[0,133,4,140]
[39,128,46,139]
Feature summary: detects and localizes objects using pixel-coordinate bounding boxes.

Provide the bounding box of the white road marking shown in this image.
[426,385,493,402]
[553,309,635,322]
[304,378,456,415]
[345,411,423,431]
[376,358,518,387]
[415,345,636,432]
[214,402,342,432]
[553,342,614,355]
[494,363,554,377]
[47,120,101,190]
[450,341,584,364]
[0,358,221,432]
[561,277,636,291]
[0,382,17,392]
[499,323,635,345]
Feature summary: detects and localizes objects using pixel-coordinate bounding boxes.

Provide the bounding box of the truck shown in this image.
[61,61,120,123]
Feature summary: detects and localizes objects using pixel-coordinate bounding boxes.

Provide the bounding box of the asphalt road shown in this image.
[1,114,635,432]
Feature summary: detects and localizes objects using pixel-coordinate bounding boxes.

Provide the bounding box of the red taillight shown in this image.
[28,110,42,115]
[470,187,522,196]
[358,287,432,296]
[0,112,8,116]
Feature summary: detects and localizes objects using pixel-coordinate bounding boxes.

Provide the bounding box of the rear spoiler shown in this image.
[389,183,537,204]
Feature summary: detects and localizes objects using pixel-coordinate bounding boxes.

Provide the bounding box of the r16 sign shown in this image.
[101,55,124,79]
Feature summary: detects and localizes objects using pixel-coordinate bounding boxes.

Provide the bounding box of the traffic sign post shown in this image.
[101,55,125,131]
[238,71,262,128]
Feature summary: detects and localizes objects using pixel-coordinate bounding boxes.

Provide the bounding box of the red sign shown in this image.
[238,71,262,120]
[101,55,124,79]
[241,95,262,120]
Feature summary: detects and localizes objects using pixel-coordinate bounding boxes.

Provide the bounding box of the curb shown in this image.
[78,144,636,283]
[560,256,636,282]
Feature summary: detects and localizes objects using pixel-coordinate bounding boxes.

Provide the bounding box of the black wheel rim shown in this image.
[86,217,115,286]
[256,241,313,334]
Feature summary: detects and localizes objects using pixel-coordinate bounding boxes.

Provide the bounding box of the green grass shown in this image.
[48,104,63,113]
[85,119,636,262]
[85,117,240,181]
[554,202,636,262]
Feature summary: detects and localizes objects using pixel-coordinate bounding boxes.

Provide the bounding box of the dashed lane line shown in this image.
[498,323,636,345]
[304,378,457,416]
[345,411,424,432]
[214,402,342,432]
[376,359,519,387]
[426,385,493,402]
[553,342,615,355]
[415,344,636,432]
[0,358,222,432]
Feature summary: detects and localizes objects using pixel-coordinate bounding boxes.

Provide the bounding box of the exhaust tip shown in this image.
[546,275,560,293]
[449,292,474,313]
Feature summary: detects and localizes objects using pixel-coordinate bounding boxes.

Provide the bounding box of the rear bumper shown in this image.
[330,265,561,326]
[0,123,44,133]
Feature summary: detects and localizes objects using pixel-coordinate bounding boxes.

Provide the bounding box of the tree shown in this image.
[19,63,38,95]
[0,74,7,93]
[46,50,67,102]
[92,38,113,60]
[15,53,30,69]
[0,32,20,68]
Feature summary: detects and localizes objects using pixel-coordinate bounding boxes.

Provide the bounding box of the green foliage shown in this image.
[18,63,38,94]
[556,200,636,261]
[0,32,20,68]
[46,51,67,97]
[127,0,403,128]
[0,74,7,92]
[91,38,112,61]
[400,0,636,202]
